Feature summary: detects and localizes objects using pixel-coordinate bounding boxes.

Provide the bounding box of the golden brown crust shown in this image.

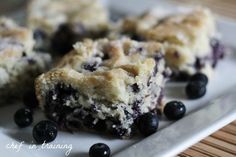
[35,38,166,106]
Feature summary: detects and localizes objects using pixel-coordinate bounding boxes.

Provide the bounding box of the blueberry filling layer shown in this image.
[83,62,99,72]
[43,76,163,138]
[195,38,225,69]
[211,38,225,67]
[172,38,225,80]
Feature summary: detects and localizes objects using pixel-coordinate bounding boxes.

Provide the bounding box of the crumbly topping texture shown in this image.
[0,17,35,62]
[36,38,166,105]
[110,8,222,77]
[28,0,109,35]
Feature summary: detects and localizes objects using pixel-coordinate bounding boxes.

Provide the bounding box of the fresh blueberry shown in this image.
[83,115,96,129]
[82,115,106,131]
[131,83,140,93]
[14,108,33,128]
[23,89,39,109]
[195,58,205,70]
[131,100,142,116]
[51,24,75,54]
[94,120,107,132]
[110,126,127,138]
[164,101,186,120]
[186,81,206,99]
[83,62,98,72]
[190,73,208,85]
[89,143,111,157]
[154,53,164,61]
[33,120,58,144]
[137,112,159,136]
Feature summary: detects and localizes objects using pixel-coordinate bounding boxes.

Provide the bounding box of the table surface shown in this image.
[178,121,236,157]
[0,0,236,157]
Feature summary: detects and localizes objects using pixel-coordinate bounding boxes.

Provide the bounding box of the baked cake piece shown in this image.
[0,17,35,63]
[35,38,168,138]
[0,17,51,103]
[0,53,51,103]
[110,7,225,80]
[28,0,109,54]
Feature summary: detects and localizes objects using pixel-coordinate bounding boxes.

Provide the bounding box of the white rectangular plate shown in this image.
[0,1,236,157]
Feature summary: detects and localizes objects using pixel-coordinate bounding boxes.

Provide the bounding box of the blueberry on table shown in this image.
[186,81,207,99]
[33,120,58,144]
[164,101,186,120]
[137,112,159,137]
[89,143,111,157]
[190,73,208,85]
[23,89,39,109]
[14,108,33,128]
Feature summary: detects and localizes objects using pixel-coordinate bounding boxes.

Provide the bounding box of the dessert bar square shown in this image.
[28,0,109,54]
[0,17,51,103]
[110,8,225,80]
[35,38,168,138]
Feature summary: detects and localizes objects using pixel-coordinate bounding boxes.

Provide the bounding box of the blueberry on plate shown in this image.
[164,101,186,120]
[137,112,159,136]
[89,143,111,157]
[186,81,207,99]
[190,73,208,85]
[23,89,39,109]
[33,120,58,144]
[14,108,33,128]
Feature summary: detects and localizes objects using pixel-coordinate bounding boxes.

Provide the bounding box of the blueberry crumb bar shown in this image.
[28,0,109,54]
[35,38,168,138]
[110,7,225,79]
[0,17,51,103]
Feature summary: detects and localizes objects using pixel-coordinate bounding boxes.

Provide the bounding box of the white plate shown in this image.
[1,1,236,157]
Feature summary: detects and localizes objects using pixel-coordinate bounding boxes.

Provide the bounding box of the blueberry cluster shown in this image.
[14,90,58,144]
[186,73,208,99]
